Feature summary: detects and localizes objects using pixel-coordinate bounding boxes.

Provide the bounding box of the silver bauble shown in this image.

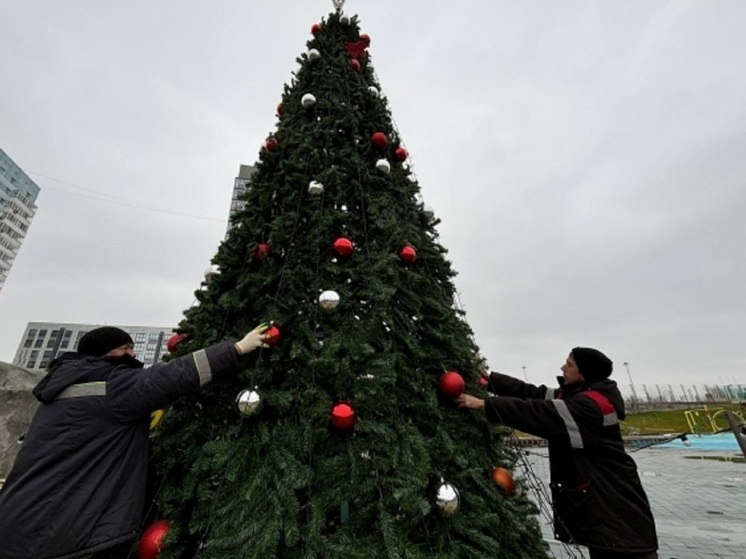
[308,180,325,195]
[301,93,317,108]
[368,86,379,97]
[423,205,435,221]
[375,159,391,173]
[436,482,460,513]
[318,290,340,312]
[340,14,350,25]
[308,48,321,61]
[236,389,261,416]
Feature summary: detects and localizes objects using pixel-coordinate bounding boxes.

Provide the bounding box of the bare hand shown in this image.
[235,323,271,355]
[457,394,485,410]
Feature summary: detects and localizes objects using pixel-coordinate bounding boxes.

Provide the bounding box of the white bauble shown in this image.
[340,14,350,25]
[436,482,460,513]
[204,264,220,283]
[318,290,341,312]
[423,205,435,221]
[308,48,321,61]
[301,93,317,108]
[368,86,379,97]
[375,159,391,173]
[308,180,325,195]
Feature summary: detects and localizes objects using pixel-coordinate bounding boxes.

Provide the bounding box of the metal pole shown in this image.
[522,366,527,382]
[623,362,638,403]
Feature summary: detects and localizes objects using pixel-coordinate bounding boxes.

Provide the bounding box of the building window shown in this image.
[24,339,33,348]
[34,339,43,348]
[38,329,47,338]
[135,332,146,342]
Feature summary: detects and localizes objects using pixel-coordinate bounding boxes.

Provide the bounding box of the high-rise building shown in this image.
[12,322,174,371]
[0,149,40,292]
[226,164,255,233]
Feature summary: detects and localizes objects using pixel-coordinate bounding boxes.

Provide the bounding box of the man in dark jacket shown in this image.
[0,324,269,559]
[457,347,658,559]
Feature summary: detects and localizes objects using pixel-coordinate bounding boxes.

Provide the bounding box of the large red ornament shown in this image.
[332,237,354,257]
[371,132,388,149]
[166,333,186,353]
[360,33,371,46]
[253,243,271,262]
[264,137,278,152]
[311,23,322,35]
[393,147,408,162]
[264,325,281,346]
[350,59,361,71]
[331,402,356,432]
[399,245,417,263]
[138,520,170,559]
[439,371,465,399]
[491,466,516,497]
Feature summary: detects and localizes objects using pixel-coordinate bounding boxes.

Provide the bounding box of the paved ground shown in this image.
[521,447,746,559]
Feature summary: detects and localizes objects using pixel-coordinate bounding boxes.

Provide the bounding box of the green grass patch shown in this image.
[621,404,744,435]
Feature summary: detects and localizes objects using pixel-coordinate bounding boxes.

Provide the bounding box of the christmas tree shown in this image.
[148,7,548,559]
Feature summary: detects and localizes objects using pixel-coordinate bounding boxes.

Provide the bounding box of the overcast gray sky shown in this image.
[1,1,745,392]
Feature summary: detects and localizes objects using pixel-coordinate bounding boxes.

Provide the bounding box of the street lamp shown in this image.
[522,366,527,382]
[623,361,638,403]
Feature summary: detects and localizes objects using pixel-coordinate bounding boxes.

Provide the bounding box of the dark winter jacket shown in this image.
[0,342,239,559]
[483,373,658,554]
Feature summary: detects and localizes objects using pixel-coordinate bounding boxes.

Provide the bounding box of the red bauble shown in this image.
[350,59,361,71]
[276,103,283,116]
[439,371,465,399]
[166,333,186,353]
[311,23,322,35]
[370,132,387,149]
[491,466,516,497]
[253,243,271,261]
[478,376,488,387]
[138,520,170,559]
[330,402,356,432]
[360,33,371,46]
[264,137,278,152]
[399,245,417,263]
[332,237,354,257]
[264,325,281,346]
[393,147,408,162]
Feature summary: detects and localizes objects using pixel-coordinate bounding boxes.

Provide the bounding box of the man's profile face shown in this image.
[104,343,137,359]
[561,353,584,384]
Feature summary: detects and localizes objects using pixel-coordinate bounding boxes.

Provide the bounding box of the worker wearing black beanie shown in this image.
[571,346,613,383]
[78,326,134,357]
[458,346,658,559]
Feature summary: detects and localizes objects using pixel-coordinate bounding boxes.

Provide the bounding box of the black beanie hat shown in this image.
[571,347,613,382]
[78,327,134,357]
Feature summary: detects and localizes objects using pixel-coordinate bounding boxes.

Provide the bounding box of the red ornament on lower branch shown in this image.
[138,520,170,559]
[332,237,354,258]
[330,402,356,432]
[439,371,465,399]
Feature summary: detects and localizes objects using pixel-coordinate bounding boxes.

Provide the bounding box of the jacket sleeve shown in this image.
[105,341,239,422]
[484,393,604,448]
[488,372,551,400]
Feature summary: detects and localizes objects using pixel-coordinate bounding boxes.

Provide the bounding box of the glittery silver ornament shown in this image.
[436,482,460,513]
[318,290,340,312]
[236,389,261,416]
[308,48,321,61]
